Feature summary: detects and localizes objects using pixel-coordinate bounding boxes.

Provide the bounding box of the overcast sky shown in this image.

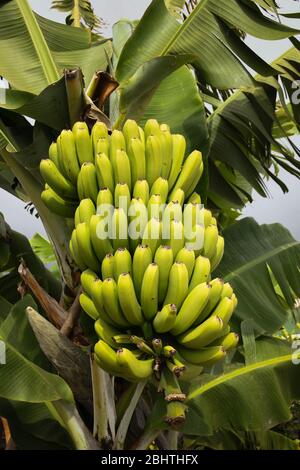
[0,0,299,240]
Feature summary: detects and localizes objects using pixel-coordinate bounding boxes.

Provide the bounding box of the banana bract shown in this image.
[40,119,239,428]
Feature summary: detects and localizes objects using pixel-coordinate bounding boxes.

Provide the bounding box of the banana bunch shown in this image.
[40,119,203,218]
[40,118,239,428]
[80,244,239,427]
[68,194,224,272]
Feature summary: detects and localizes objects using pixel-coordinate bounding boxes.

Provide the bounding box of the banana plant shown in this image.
[0,0,300,451]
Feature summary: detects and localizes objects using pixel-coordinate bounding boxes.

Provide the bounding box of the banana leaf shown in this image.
[116,0,298,89]
[216,217,300,335]
[0,0,111,95]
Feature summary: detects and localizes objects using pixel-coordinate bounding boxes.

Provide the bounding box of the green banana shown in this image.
[128,137,146,185]
[194,278,224,326]
[168,134,186,190]
[116,348,154,380]
[111,208,129,250]
[185,224,205,256]
[96,187,114,209]
[168,188,185,206]
[48,141,60,168]
[123,119,140,144]
[147,194,162,220]
[163,201,183,224]
[162,345,177,358]
[70,229,87,271]
[117,273,144,325]
[114,149,132,192]
[177,345,226,367]
[75,198,95,227]
[77,169,85,200]
[152,338,163,355]
[203,224,219,260]
[40,159,77,200]
[142,217,162,257]
[89,278,114,325]
[80,269,98,297]
[101,278,130,327]
[177,315,224,349]
[164,262,189,310]
[221,282,233,299]
[159,126,173,179]
[154,245,174,304]
[110,130,126,171]
[164,219,184,258]
[94,317,122,348]
[91,122,109,158]
[169,150,203,201]
[175,247,195,281]
[75,222,99,272]
[95,153,114,195]
[94,340,130,378]
[150,177,169,204]
[79,292,99,320]
[41,187,77,218]
[132,244,152,299]
[210,236,225,271]
[115,183,131,212]
[80,162,98,203]
[101,253,114,279]
[56,134,68,177]
[203,209,213,228]
[90,214,113,262]
[188,256,211,292]
[211,332,239,351]
[141,263,159,320]
[146,135,162,188]
[153,303,177,333]
[144,119,161,140]
[96,137,109,157]
[128,198,148,251]
[60,129,80,183]
[188,192,201,204]
[133,179,149,205]
[113,247,132,280]
[72,121,93,165]
[170,283,211,336]
[211,296,236,324]
[183,203,202,229]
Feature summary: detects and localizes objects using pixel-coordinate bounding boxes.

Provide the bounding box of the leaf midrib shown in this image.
[0,330,72,403]
[16,0,59,86]
[223,240,300,282]
[187,353,299,401]
[160,0,210,56]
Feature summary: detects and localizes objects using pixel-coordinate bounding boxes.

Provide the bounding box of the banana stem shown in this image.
[72,0,81,28]
[46,400,100,450]
[167,429,179,450]
[0,148,76,290]
[161,369,186,429]
[91,357,116,446]
[114,380,147,450]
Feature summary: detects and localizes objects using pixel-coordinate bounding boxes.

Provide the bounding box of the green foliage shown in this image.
[30,234,59,278]
[51,0,104,32]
